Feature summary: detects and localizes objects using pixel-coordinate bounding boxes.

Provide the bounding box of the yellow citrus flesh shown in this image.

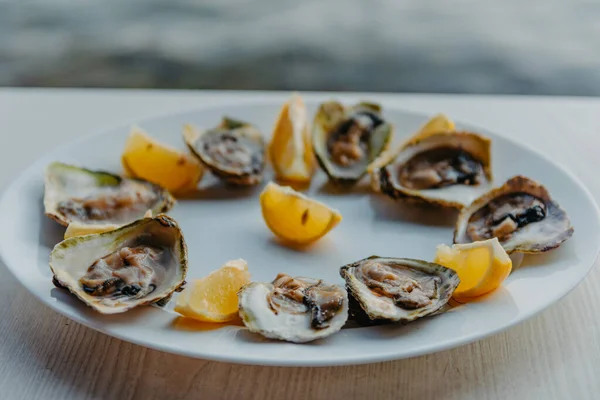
[260,182,342,245]
[174,259,251,323]
[434,237,512,301]
[413,113,456,141]
[269,93,315,183]
[63,210,152,239]
[63,222,120,239]
[121,126,204,194]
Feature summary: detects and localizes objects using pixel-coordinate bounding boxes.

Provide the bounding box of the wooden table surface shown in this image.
[1,89,599,400]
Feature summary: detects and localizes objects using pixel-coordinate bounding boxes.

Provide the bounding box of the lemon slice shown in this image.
[413,113,455,141]
[260,182,342,245]
[121,126,204,194]
[63,210,153,239]
[268,93,315,183]
[434,237,512,300]
[63,222,121,239]
[174,259,251,323]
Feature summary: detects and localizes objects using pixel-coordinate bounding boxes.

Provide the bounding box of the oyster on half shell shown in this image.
[370,129,492,208]
[183,117,266,185]
[44,162,174,229]
[454,175,574,254]
[238,273,349,343]
[340,256,460,324]
[50,214,187,314]
[312,101,393,185]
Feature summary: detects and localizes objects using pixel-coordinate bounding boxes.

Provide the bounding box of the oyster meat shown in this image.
[454,175,574,253]
[340,256,460,324]
[370,129,492,208]
[238,273,348,343]
[183,117,266,185]
[50,214,187,314]
[44,162,174,228]
[312,101,393,185]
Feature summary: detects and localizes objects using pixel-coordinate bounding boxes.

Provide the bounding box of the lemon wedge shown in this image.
[268,93,315,183]
[63,222,120,239]
[413,113,455,141]
[63,210,153,239]
[121,126,204,194]
[174,259,251,323]
[434,237,512,301]
[260,181,342,245]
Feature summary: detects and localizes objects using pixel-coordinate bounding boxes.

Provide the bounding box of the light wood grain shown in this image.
[1,89,599,400]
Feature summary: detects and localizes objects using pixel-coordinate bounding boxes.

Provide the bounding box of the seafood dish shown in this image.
[40,95,574,345]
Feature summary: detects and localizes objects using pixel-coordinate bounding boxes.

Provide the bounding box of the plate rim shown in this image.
[1,95,599,367]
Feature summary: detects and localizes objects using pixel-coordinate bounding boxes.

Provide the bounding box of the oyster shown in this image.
[340,256,459,324]
[454,175,574,253]
[44,162,174,228]
[312,100,393,185]
[238,273,348,343]
[183,117,266,185]
[370,130,492,208]
[50,214,187,314]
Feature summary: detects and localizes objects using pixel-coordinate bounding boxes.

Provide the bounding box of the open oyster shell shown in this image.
[312,101,393,185]
[238,273,349,343]
[340,256,460,324]
[50,214,187,314]
[44,162,174,228]
[370,130,492,208]
[183,117,266,185]
[454,175,574,254]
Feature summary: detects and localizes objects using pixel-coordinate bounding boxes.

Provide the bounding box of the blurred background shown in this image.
[2,0,600,95]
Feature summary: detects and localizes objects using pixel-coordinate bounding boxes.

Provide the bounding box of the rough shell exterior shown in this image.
[369,130,492,209]
[237,278,349,343]
[49,214,188,314]
[312,100,394,185]
[453,175,574,253]
[339,256,460,324]
[183,118,266,186]
[44,162,174,227]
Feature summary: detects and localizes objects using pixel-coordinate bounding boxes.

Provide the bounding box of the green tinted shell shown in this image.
[340,256,459,324]
[312,101,393,185]
[44,162,174,227]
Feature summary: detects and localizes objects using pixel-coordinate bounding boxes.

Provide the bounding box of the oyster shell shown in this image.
[340,256,459,324]
[238,273,348,343]
[312,100,393,185]
[370,130,492,208]
[454,175,574,253]
[183,117,266,185]
[44,162,174,228]
[50,214,187,314]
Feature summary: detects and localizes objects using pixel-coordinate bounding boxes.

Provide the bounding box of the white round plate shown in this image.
[1,97,598,367]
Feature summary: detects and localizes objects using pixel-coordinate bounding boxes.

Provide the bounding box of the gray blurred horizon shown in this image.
[2,0,600,95]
